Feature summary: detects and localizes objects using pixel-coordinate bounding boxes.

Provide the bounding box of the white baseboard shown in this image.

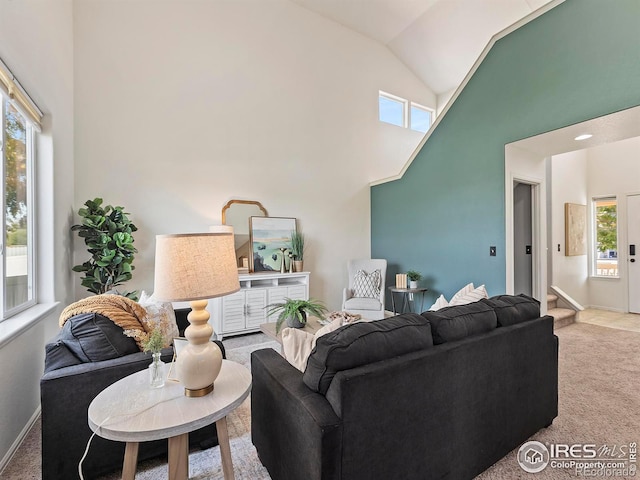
[0,406,40,474]
[583,305,627,313]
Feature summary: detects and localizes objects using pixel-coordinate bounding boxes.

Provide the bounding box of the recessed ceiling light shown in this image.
[575,134,593,141]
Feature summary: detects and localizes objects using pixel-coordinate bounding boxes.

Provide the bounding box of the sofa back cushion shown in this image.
[54,312,139,364]
[482,294,540,327]
[420,301,497,344]
[303,313,433,395]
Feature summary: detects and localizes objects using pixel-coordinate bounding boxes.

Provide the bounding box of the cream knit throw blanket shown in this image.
[59,294,150,350]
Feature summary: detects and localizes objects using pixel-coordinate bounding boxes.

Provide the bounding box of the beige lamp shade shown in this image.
[153,233,240,302]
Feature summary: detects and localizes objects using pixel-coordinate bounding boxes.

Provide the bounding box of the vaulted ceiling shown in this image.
[291,0,554,96]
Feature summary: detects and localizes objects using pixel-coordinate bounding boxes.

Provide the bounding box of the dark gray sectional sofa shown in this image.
[251,294,558,480]
[40,309,224,480]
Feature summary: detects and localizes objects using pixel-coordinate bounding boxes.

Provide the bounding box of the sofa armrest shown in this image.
[342,288,353,306]
[251,348,342,480]
[41,340,225,480]
[40,349,174,480]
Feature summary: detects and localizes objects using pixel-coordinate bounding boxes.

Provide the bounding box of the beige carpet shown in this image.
[2,324,639,479]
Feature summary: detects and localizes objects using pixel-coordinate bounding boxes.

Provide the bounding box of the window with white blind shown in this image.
[0,59,42,319]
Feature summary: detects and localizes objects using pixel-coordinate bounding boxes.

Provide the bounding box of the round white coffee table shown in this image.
[88,359,251,480]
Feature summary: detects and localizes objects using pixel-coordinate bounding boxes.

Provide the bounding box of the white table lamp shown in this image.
[154,233,239,397]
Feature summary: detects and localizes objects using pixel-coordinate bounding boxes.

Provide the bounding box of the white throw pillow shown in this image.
[281,318,343,372]
[449,283,475,305]
[429,294,450,311]
[353,269,381,298]
[139,291,180,347]
[449,284,488,306]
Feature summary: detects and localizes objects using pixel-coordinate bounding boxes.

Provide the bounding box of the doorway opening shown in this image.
[514,182,533,297]
[505,105,640,320]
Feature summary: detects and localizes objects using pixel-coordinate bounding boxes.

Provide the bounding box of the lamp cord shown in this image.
[78,392,182,480]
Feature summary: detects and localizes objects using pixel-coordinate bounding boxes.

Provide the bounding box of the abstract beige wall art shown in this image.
[565,203,587,256]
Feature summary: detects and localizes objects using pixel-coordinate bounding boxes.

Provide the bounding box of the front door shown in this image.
[628,194,640,313]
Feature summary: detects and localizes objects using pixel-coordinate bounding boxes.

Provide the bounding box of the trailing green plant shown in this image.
[290,230,305,261]
[265,298,328,333]
[406,270,422,282]
[71,198,138,296]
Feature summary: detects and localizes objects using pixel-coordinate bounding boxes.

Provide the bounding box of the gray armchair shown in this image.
[342,259,387,320]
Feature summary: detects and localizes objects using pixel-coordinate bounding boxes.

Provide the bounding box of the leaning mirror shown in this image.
[222,200,268,272]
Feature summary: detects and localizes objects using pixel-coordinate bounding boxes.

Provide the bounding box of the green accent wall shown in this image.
[371,0,640,304]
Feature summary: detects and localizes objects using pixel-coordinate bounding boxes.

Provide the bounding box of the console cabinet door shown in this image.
[222,291,246,333]
[245,289,267,328]
[287,285,307,300]
[215,273,310,337]
[266,287,288,322]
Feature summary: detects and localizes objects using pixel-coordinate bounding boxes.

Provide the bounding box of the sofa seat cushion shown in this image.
[482,294,540,327]
[421,301,497,344]
[343,297,381,311]
[303,313,433,394]
[48,312,139,370]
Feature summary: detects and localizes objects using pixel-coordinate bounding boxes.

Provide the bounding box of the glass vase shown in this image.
[149,352,165,388]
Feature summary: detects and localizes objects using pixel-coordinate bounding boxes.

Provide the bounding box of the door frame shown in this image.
[505,173,546,311]
[627,193,640,313]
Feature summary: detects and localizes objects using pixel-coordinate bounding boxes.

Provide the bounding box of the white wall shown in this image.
[505,144,547,306]
[587,136,640,311]
[550,149,588,305]
[0,0,75,467]
[73,0,435,309]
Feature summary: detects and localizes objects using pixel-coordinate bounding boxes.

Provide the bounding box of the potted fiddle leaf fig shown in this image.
[265,298,328,333]
[71,198,138,298]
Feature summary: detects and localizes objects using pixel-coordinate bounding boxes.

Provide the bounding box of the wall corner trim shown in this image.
[369,0,566,188]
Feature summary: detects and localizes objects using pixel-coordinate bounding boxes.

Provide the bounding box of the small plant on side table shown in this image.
[266,298,328,333]
[407,270,422,289]
[126,327,166,388]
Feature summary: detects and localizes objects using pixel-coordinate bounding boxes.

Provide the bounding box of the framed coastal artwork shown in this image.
[565,203,587,256]
[249,216,297,272]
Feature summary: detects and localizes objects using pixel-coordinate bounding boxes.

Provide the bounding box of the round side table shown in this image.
[88,359,251,480]
[388,287,429,314]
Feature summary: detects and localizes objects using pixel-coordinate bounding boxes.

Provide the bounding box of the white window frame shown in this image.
[379,91,408,128]
[0,97,37,319]
[409,102,434,133]
[591,196,619,278]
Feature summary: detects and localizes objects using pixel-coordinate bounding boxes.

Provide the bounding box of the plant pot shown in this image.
[293,260,304,273]
[409,280,419,289]
[286,312,306,329]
